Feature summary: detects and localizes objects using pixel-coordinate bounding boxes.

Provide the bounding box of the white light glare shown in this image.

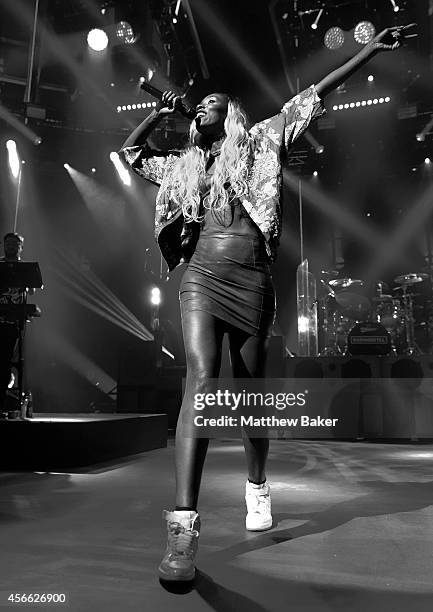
[110,151,131,186]
[368,74,374,82]
[6,140,20,178]
[151,287,161,306]
[425,157,431,165]
[315,145,325,154]
[87,28,108,51]
[390,0,400,12]
[298,316,309,334]
[416,133,425,142]
[313,171,318,177]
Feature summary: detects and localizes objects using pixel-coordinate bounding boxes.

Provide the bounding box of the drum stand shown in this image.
[401,287,422,356]
[319,295,342,356]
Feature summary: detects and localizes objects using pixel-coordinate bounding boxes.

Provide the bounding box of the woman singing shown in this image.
[120,25,413,582]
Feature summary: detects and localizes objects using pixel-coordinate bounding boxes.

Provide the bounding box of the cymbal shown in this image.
[329,278,364,289]
[394,273,428,285]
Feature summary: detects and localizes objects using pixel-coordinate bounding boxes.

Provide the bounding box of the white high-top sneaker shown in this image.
[245,480,272,531]
[158,510,200,581]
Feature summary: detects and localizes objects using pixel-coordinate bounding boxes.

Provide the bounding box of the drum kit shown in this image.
[319,270,433,356]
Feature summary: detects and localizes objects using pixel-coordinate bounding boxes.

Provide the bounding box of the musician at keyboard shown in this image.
[0,233,25,411]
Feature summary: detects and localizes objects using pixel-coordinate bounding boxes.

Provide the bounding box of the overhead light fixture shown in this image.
[311,8,324,30]
[332,97,391,111]
[354,21,376,45]
[116,21,136,44]
[324,27,345,50]
[390,0,400,12]
[87,28,108,51]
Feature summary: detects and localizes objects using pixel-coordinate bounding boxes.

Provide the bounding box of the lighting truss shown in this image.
[332,97,391,111]
[117,102,158,112]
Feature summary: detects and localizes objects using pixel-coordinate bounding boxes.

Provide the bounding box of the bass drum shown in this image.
[347,321,391,355]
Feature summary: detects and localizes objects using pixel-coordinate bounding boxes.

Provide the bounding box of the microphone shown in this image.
[139,82,196,119]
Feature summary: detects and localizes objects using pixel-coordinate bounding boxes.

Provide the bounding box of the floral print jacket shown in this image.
[121,84,325,272]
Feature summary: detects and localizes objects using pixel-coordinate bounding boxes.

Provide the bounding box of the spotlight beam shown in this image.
[54,248,150,333]
[284,169,382,248]
[4,0,127,125]
[195,0,282,104]
[0,103,41,144]
[364,182,433,283]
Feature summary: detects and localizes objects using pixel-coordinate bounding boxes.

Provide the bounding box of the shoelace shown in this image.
[168,522,199,557]
[247,492,270,512]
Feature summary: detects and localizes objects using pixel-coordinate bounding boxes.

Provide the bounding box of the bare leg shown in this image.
[228,328,270,483]
[175,310,225,509]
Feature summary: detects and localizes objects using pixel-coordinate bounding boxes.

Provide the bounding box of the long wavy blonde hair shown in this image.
[167,97,252,222]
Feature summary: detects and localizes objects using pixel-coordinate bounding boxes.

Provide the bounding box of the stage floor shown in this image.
[1,439,433,611]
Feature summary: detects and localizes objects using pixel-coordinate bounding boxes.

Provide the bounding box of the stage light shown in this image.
[390,0,400,11]
[311,8,323,30]
[110,82,115,87]
[110,151,131,186]
[91,168,96,173]
[116,21,136,44]
[172,17,178,24]
[63,163,70,169]
[282,13,288,20]
[147,68,154,81]
[150,286,161,306]
[425,157,431,164]
[332,97,392,111]
[324,26,345,50]
[416,133,426,142]
[6,140,20,179]
[139,76,145,83]
[117,106,121,112]
[87,28,108,51]
[316,145,325,154]
[313,171,318,177]
[368,74,374,82]
[354,21,376,45]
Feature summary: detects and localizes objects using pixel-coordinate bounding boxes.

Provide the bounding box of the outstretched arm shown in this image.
[316,24,416,98]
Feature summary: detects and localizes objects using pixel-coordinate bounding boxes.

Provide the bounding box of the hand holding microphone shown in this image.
[139,82,196,119]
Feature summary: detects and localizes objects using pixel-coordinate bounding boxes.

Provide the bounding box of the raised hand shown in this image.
[369,23,417,52]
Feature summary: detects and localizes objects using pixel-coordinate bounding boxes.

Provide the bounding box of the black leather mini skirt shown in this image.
[179,233,276,337]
